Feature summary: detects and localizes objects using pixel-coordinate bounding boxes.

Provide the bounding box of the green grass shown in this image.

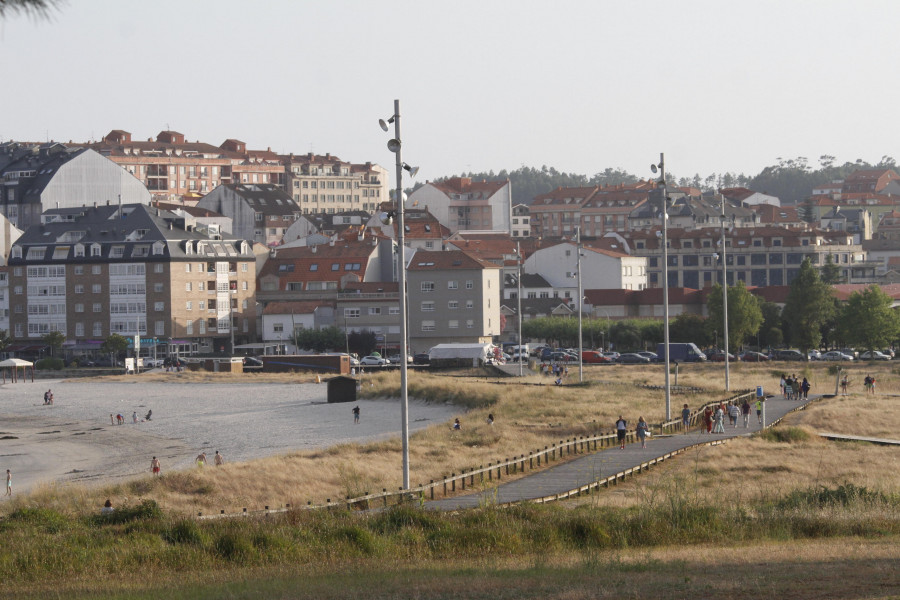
[2,484,898,597]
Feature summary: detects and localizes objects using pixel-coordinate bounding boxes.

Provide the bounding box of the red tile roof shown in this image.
[407,249,501,271]
[429,177,508,198]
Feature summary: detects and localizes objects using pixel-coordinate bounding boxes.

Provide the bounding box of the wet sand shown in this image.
[0,377,459,494]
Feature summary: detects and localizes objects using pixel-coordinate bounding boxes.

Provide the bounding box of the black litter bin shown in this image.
[327,375,358,403]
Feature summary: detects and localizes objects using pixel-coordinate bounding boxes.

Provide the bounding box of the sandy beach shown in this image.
[0,377,459,495]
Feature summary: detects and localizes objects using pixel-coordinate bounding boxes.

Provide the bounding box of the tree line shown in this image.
[522,259,900,354]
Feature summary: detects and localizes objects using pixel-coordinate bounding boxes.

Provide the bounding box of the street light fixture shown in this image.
[516,241,524,377]
[379,99,417,490]
[651,153,671,421]
[719,198,731,391]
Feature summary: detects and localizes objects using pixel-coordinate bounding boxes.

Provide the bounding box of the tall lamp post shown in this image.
[516,241,524,377]
[651,153,671,421]
[576,227,584,382]
[713,196,731,391]
[379,99,418,490]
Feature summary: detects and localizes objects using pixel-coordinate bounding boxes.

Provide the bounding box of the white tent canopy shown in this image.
[0,358,34,382]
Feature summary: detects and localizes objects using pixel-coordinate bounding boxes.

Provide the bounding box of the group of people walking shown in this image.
[780,373,810,400]
[699,398,761,434]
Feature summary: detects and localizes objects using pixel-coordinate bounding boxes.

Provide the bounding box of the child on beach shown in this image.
[151,457,161,476]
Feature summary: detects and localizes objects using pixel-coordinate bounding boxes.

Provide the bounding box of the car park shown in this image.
[739,351,769,362]
[617,353,652,364]
[821,351,854,361]
[859,350,891,361]
[360,355,390,366]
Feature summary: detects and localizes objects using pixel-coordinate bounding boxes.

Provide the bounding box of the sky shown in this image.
[2,0,899,184]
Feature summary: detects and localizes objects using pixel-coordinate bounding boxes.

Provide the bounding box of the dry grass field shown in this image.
[17,360,898,518]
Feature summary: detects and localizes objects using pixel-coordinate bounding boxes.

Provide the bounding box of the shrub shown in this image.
[214,532,256,562]
[778,483,887,509]
[757,427,810,443]
[162,519,206,546]
[91,499,162,526]
[35,357,64,371]
[6,507,70,533]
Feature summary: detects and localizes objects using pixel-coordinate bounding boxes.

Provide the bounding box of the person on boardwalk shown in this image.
[780,374,786,398]
[352,405,360,424]
[5,469,10,496]
[741,398,751,428]
[703,406,713,434]
[151,456,161,476]
[728,402,741,428]
[196,452,207,467]
[713,405,725,434]
[755,398,763,424]
[636,416,649,449]
[214,451,224,466]
[801,377,810,400]
[615,416,627,449]
[681,404,690,431]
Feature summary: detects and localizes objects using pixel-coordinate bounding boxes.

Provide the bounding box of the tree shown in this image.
[782,258,834,352]
[669,314,709,345]
[837,286,900,353]
[0,0,61,19]
[0,330,10,354]
[41,331,66,357]
[758,301,783,349]
[347,330,377,357]
[101,334,129,359]
[706,282,763,352]
[820,254,843,284]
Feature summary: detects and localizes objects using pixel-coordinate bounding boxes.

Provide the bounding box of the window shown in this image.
[389,307,400,316]
[273,323,284,333]
[466,300,474,309]
[74,266,84,275]
[154,302,164,311]
[421,301,435,312]
[448,300,459,309]
[421,281,435,292]
[154,283,164,292]
[92,284,101,294]
[421,320,435,331]
[92,265,101,275]
[199,301,205,310]
[185,263,192,273]
[331,263,340,271]
[465,280,474,289]
[155,321,165,335]
[93,303,102,313]
[74,285,84,294]
[344,308,360,318]
[369,307,381,315]
[75,322,84,337]
[309,264,318,271]
[186,301,192,310]
[93,322,102,337]
[74,303,84,313]
[449,320,459,329]
[154,263,164,273]
[448,280,458,289]
[186,320,194,335]
[466,319,474,329]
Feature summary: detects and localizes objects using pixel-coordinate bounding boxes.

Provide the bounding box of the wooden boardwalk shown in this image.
[427,394,819,510]
[819,432,900,446]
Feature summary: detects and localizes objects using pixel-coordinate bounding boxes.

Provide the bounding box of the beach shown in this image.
[0,377,459,495]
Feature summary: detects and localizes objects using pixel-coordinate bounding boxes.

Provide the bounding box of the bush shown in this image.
[91,499,162,526]
[35,357,64,371]
[757,427,810,443]
[778,483,887,509]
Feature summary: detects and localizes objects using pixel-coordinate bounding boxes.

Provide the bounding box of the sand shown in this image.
[0,377,459,495]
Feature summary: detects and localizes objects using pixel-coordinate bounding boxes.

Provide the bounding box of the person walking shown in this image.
[636,417,649,449]
[713,405,725,434]
[841,374,849,396]
[5,469,10,496]
[801,377,810,400]
[755,398,763,424]
[681,404,691,431]
[741,398,751,428]
[867,374,877,395]
[703,406,713,434]
[150,456,161,476]
[214,451,224,466]
[615,416,628,449]
[728,402,741,428]
[780,374,786,398]
[352,405,360,424]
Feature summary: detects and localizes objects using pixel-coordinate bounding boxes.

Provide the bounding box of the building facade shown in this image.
[408,177,513,234]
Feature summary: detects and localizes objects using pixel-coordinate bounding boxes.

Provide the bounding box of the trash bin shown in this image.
[756,386,764,398]
[327,375,358,403]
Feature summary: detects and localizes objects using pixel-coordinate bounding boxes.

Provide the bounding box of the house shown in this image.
[336,282,401,353]
[841,169,900,196]
[405,250,502,353]
[719,187,780,208]
[260,300,335,353]
[0,143,150,230]
[408,177,512,234]
[819,206,873,243]
[196,183,301,246]
[499,297,573,343]
[6,203,257,359]
[368,207,449,251]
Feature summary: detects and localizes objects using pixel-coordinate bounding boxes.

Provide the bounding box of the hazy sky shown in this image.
[2,0,899,184]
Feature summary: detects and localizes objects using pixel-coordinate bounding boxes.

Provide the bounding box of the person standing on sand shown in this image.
[352,405,360,424]
[196,452,207,467]
[110,413,115,425]
[151,457,161,476]
[615,416,627,449]
[214,451,224,466]
[6,469,10,496]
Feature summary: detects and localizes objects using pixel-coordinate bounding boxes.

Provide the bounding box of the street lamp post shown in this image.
[651,153,671,421]
[719,197,731,391]
[379,99,419,490]
[576,227,584,382]
[516,241,524,377]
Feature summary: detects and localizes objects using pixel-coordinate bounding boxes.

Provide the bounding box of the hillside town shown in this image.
[1,130,899,363]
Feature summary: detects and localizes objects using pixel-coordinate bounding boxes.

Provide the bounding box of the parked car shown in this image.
[839,348,858,359]
[360,355,390,366]
[617,353,652,364]
[388,354,413,365]
[602,351,620,362]
[548,351,577,362]
[821,351,854,361]
[807,350,822,361]
[412,353,431,365]
[859,350,891,361]
[882,349,896,359]
[707,350,736,362]
[242,356,264,371]
[582,350,613,364]
[142,358,164,368]
[771,349,808,362]
[739,351,769,362]
[636,351,658,362]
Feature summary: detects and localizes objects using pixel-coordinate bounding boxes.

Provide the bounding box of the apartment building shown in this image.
[529,182,656,239]
[408,177,512,234]
[0,142,150,230]
[196,183,301,246]
[336,282,401,352]
[620,225,871,288]
[7,204,257,357]
[286,153,388,214]
[405,250,502,352]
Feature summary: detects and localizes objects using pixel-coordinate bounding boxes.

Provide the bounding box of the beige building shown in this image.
[286,153,388,215]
